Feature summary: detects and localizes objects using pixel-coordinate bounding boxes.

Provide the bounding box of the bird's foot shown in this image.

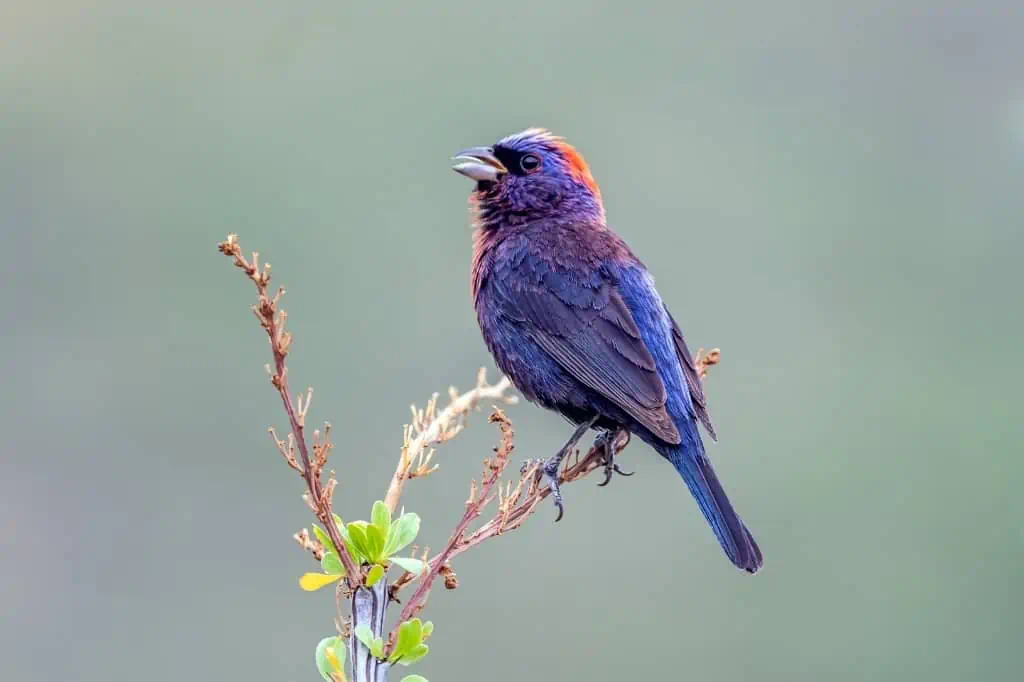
[595,429,633,487]
[519,415,601,522]
[520,454,567,522]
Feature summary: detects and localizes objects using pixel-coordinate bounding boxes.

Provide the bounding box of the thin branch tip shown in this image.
[219,233,359,581]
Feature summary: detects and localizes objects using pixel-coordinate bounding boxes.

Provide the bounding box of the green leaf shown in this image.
[389,619,423,663]
[317,515,364,565]
[364,524,385,562]
[334,516,353,545]
[346,523,372,561]
[385,513,420,556]
[315,637,344,682]
[354,626,386,662]
[371,500,391,537]
[300,573,342,591]
[312,524,338,555]
[330,514,362,562]
[421,621,433,639]
[353,625,374,650]
[365,564,385,587]
[397,644,428,666]
[384,518,401,555]
[340,538,362,564]
[332,513,348,539]
[370,637,384,659]
[390,557,426,576]
[320,551,343,575]
[400,676,427,682]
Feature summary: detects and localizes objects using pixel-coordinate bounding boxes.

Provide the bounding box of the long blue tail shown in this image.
[660,435,763,574]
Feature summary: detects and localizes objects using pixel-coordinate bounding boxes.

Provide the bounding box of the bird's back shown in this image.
[472,219,693,445]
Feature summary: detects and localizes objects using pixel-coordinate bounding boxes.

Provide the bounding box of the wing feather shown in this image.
[667,310,717,440]
[493,268,681,444]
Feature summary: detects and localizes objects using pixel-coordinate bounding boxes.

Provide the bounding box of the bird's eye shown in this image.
[519,154,541,173]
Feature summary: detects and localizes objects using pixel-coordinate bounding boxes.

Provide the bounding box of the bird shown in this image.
[451,128,762,574]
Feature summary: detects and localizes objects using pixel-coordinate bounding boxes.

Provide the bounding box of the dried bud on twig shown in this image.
[218,234,359,581]
[294,528,326,560]
[384,368,517,513]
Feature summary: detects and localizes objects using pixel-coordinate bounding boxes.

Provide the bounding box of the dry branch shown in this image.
[390,409,518,628]
[383,368,518,513]
[217,233,360,582]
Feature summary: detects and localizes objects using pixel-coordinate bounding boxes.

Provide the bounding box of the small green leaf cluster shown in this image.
[300,501,427,591]
[354,617,432,667]
[315,624,431,682]
[307,502,433,681]
[388,618,433,666]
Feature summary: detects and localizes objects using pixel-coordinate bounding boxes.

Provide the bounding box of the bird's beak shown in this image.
[451,146,507,183]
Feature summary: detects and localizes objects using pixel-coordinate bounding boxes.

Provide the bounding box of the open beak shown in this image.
[452,146,507,182]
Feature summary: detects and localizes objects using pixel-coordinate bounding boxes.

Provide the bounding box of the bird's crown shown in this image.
[495,128,600,196]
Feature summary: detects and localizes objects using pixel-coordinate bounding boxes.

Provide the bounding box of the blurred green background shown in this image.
[3,2,1022,680]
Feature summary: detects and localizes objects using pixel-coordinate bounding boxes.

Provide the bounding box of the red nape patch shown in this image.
[552,140,601,197]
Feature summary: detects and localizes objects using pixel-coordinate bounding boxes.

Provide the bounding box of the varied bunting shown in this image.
[452,128,762,573]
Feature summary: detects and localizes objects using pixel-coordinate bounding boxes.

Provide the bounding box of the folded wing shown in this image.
[666,310,717,440]
[491,264,681,445]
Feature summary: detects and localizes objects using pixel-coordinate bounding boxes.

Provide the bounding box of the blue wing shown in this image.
[487,249,681,444]
[667,310,717,440]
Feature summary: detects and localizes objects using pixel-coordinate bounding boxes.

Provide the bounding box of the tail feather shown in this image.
[663,442,763,574]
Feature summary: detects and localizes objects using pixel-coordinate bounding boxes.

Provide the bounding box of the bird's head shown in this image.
[452,128,604,227]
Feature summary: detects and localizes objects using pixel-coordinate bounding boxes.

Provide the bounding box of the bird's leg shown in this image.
[522,414,600,522]
[596,427,633,487]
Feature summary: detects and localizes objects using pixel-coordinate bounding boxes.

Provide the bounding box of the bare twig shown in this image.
[383,368,518,513]
[294,528,326,560]
[693,347,721,381]
[218,234,360,582]
[390,408,518,633]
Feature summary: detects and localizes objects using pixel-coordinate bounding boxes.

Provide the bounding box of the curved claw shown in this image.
[597,463,633,487]
[595,428,633,487]
[543,464,566,522]
[521,457,567,521]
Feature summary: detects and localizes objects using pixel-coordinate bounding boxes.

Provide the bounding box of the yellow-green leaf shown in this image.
[333,514,353,545]
[316,636,345,682]
[354,625,374,649]
[370,637,384,659]
[389,618,423,663]
[364,524,385,562]
[321,551,344,575]
[390,557,426,576]
[347,523,371,560]
[312,524,338,556]
[397,644,428,666]
[366,564,385,587]
[371,500,391,537]
[385,513,420,556]
[300,572,343,591]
